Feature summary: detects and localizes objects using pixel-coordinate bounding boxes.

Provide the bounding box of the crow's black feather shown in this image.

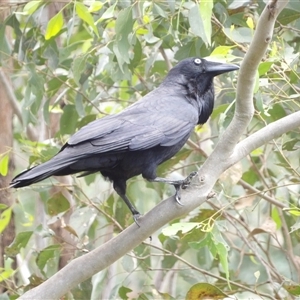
[11,57,239,224]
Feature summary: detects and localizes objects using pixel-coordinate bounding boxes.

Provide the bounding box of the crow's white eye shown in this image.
[194,58,201,65]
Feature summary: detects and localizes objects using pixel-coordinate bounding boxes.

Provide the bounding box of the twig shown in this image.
[143,242,276,299]
[239,179,287,209]
[0,69,37,141]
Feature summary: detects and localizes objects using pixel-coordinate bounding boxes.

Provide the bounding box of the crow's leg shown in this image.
[148,171,198,205]
[113,179,141,226]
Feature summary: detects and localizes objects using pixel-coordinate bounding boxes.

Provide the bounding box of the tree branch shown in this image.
[199,0,288,178]
[231,110,300,165]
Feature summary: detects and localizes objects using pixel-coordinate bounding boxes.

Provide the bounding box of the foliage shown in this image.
[0,0,300,299]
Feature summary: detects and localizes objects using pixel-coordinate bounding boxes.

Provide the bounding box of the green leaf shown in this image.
[162,222,199,236]
[217,242,230,284]
[186,283,228,300]
[0,203,8,210]
[73,54,88,86]
[28,274,44,287]
[255,93,264,113]
[251,147,264,157]
[75,2,99,37]
[79,62,94,85]
[271,207,282,229]
[199,0,213,45]
[5,14,22,36]
[290,219,300,233]
[23,0,43,15]
[188,4,207,44]
[277,9,300,25]
[5,231,33,257]
[284,283,300,296]
[116,8,134,38]
[114,7,135,68]
[189,228,230,286]
[45,11,64,40]
[75,93,85,117]
[223,27,253,43]
[189,233,210,250]
[0,258,14,283]
[253,70,259,93]
[77,114,97,129]
[282,139,299,151]
[36,244,61,272]
[266,103,287,122]
[25,64,44,112]
[43,40,59,70]
[59,41,83,63]
[0,154,9,176]
[60,105,79,135]
[0,269,14,283]
[0,24,11,62]
[246,17,254,30]
[130,38,142,69]
[40,146,60,163]
[210,46,234,57]
[175,41,200,61]
[47,75,68,97]
[153,3,167,18]
[210,103,231,120]
[258,61,273,76]
[46,192,70,216]
[89,1,103,12]
[119,286,133,300]
[284,208,300,217]
[98,2,117,21]
[0,208,12,234]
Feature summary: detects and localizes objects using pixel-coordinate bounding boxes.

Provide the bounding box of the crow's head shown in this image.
[164,57,239,124]
[166,57,239,92]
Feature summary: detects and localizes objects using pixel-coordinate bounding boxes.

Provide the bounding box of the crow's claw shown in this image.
[174,184,184,206]
[133,213,141,227]
[173,171,198,206]
[181,171,198,189]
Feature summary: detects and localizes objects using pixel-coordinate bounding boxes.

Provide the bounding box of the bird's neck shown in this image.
[161,75,215,125]
[180,78,215,125]
[196,83,215,124]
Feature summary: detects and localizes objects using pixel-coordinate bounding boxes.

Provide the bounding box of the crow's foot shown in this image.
[174,171,198,205]
[133,212,141,227]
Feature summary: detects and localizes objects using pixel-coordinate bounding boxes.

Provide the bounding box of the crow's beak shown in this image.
[205,60,239,76]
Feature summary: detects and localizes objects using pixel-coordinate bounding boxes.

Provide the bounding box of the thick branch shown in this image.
[231,110,300,165]
[18,185,207,299]
[200,0,288,177]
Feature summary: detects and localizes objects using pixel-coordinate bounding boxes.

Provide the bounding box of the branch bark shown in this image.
[19,0,291,299]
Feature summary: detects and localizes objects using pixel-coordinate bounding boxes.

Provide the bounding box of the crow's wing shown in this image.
[67,98,198,154]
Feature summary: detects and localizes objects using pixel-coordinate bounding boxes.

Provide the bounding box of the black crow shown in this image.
[11,57,239,224]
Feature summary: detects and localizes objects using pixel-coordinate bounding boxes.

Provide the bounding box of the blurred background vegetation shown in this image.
[0,0,300,299]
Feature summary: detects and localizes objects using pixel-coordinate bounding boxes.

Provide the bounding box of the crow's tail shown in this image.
[10,152,77,188]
